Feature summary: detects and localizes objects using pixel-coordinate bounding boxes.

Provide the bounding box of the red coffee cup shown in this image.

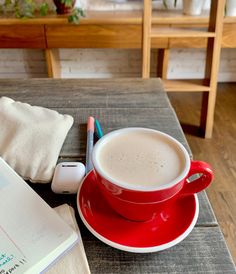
[92,128,213,222]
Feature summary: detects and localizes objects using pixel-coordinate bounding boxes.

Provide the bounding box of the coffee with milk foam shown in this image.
[97,130,186,187]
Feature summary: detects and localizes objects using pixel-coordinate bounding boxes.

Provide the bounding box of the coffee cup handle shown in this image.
[180,161,213,196]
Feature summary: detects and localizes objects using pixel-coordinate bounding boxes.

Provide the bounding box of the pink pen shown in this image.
[85,116,95,174]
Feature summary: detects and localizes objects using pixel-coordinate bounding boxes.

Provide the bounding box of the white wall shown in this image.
[168,48,236,82]
[0,48,235,82]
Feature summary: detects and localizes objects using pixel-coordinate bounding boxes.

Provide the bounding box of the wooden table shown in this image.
[0,78,235,273]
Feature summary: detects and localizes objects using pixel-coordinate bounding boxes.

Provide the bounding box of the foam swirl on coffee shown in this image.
[97,131,186,187]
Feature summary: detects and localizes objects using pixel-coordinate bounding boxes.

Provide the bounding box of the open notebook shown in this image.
[0,157,78,274]
[48,204,91,274]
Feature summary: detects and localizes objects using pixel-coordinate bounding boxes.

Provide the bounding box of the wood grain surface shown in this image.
[82,227,235,274]
[222,23,236,48]
[57,107,190,157]
[0,78,190,156]
[0,25,46,48]
[0,78,170,108]
[46,24,168,49]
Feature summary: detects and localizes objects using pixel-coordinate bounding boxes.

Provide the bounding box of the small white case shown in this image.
[51,162,86,194]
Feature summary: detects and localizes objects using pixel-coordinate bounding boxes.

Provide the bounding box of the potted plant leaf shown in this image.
[0,0,85,23]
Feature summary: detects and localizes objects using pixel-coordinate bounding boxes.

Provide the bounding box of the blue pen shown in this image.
[95,119,103,139]
[85,116,95,174]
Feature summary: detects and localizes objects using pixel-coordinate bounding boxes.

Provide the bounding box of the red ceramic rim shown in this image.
[92,128,191,192]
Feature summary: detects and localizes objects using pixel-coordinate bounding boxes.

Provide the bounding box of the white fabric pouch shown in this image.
[0,97,74,183]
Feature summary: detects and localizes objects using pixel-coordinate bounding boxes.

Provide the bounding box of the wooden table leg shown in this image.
[200,87,218,139]
[142,0,152,79]
[157,48,169,79]
[45,49,61,78]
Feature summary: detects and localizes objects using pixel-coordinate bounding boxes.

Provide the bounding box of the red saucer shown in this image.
[77,171,199,253]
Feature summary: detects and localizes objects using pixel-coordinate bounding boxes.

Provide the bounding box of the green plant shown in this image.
[68,7,84,24]
[0,0,85,23]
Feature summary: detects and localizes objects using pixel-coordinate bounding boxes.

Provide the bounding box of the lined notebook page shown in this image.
[0,158,78,274]
[47,204,91,274]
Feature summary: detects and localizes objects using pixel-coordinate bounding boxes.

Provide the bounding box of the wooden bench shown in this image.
[0,10,236,78]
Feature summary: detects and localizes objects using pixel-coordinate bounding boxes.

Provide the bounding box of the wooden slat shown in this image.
[169,37,208,48]
[197,191,217,226]
[224,16,236,23]
[162,79,211,92]
[222,23,236,48]
[0,106,189,158]
[47,107,190,158]
[45,49,61,78]
[82,227,235,274]
[151,10,210,25]
[151,27,215,38]
[46,24,140,49]
[168,24,208,48]
[0,25,46,48]
[157,48,169,78]
[201,0,226,138]
[142,0,152,78]
[46,24,167,49]
[0,78,170,109]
